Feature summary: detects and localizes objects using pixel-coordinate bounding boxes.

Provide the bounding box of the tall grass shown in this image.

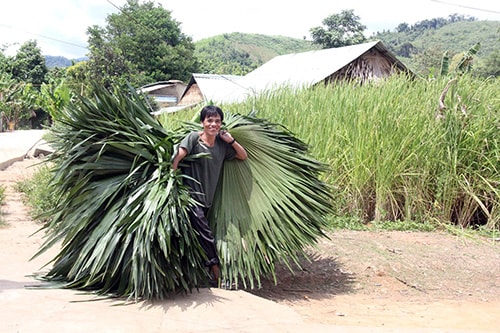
[162,75,499,229]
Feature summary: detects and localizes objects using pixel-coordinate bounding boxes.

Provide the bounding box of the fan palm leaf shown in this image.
[178,112,333,288]
[212,113,332,288]
[34,86,332,300]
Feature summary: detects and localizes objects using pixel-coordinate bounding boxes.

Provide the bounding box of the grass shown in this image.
[161,74,500,231]
[17,75,500,235]
[15,164,57,222]
[0,185,5,226]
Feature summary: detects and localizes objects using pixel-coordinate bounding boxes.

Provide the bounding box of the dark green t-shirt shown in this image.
[179,131,236,208]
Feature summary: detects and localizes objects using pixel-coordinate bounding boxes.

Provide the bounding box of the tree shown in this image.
[310,10,367,49]
[396,23,410,33]
[0,48,11,73]
[86,0,197,89]
[410,46,446,77]
[195,37,260,75]
[474,49,500,78]
[0,73,39,130]
[10,40,48,86]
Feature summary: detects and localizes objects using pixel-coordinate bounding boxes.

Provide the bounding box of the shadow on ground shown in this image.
[247,253,356,302]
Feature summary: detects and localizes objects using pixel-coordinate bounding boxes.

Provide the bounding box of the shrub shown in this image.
[16,164,58,222]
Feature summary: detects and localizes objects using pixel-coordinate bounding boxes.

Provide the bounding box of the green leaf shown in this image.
[32,85,332,299]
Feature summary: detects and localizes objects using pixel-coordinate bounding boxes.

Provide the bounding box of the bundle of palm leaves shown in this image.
[33,86,332,300]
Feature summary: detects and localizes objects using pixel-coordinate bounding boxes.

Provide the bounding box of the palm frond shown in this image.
[33,86,332,300]
[209,113,332,288]
[34,86,206,300]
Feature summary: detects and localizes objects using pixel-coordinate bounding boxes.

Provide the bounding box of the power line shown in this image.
[430,0,500,15]
[0,24,88,50]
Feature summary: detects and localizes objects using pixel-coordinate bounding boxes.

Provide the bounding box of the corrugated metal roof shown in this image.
[191,74,249,104]
[139,83,174,93]
[190,41,408,105]
[241,41,381,93]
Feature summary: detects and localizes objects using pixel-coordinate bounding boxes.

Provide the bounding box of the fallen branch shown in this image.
[437,78,457,119]
[394,276,426,293]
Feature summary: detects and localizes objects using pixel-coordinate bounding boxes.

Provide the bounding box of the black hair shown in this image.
[200,105,224,122]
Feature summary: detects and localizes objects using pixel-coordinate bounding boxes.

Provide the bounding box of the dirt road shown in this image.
[1,158,499,332]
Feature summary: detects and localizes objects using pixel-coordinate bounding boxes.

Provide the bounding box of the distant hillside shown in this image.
[374,20,499,57]
[45,18,499,77]
[44,56,88,68]
[195,19,499,76]
[194,32,318,75]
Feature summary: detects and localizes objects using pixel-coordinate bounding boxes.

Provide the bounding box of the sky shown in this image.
[0,0,498,59]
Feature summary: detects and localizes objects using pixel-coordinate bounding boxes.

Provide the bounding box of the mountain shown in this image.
[373,19,499,59]
[44,18,499,76]
[44,56,89,68]
[194,32,318,74]
[194,19,499,76]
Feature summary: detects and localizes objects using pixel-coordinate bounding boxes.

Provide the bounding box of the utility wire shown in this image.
[430,0,500,15]
[0,24,88,50]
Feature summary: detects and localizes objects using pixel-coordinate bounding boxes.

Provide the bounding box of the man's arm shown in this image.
[220,130,247,160]
[231,140,248,160]
[172,147,188,170]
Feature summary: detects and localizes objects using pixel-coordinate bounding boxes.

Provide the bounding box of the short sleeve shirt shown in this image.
[179,131,236,207]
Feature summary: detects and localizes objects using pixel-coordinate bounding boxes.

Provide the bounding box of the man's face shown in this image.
[201,114,222,136]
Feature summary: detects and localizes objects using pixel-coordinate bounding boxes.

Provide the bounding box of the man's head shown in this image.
[200,105,224,122]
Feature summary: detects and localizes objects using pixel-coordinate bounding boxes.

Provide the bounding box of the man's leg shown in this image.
[188,206,220,284]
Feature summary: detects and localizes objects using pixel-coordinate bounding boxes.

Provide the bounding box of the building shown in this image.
[137,80,187,113]
[178,40,411,107]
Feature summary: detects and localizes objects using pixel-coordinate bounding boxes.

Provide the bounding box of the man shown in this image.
[172,105,247,286]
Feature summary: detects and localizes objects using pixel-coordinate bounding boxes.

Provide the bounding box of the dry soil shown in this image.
[1,158,499,332]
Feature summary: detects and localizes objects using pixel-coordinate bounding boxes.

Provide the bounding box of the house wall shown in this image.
[327,49,404,84]
[146,83,187,108]
[178,84,204,106]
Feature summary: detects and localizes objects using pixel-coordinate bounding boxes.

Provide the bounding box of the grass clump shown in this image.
[16,164,57,222]
[0,185,6,226]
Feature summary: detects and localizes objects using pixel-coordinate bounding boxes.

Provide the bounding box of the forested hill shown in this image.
[194,19,499,76]
[45,18,499,77]
[193,32,319,74]
[44,56,88,68]
[373,19,499,64]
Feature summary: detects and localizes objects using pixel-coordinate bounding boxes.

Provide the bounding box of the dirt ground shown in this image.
[2,158,500,332]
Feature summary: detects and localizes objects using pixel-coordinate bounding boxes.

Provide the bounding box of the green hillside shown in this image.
[194,32,318,75]
[45,18,499,78]
[195,19,499,77]
[374,20,499,57]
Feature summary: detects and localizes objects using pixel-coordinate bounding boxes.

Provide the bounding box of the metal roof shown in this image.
[189,74,248,104]
[241,41,382,93]
[189,41,408,104]
[139,83,173,93]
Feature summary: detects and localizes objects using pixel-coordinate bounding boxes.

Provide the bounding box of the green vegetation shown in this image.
[0,185,5,205]
[15,165,57,221]
[194,32,317,74]
[86,0,197,89]
[163,74,500,231]
[310,9,367,48]
[373,19,500,77]
[30,85,331,299]
[194,17,499,77]
[2,2,498,297]
[0,185,5,226]
[0,41,47,130]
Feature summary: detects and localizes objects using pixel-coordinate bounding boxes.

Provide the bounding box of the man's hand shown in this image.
[219,130,234,143]
[219,130,247,160]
